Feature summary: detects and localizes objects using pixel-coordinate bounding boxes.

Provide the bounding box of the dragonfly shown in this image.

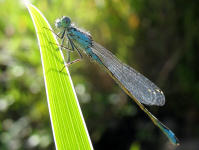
[50,16,179,145]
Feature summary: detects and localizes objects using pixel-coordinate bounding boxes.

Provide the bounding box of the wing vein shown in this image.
[91,41,165,106]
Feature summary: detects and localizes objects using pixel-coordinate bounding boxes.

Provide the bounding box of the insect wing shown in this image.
[91,41,165,106]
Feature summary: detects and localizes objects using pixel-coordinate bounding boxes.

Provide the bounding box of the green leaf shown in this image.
[26,3,93,150]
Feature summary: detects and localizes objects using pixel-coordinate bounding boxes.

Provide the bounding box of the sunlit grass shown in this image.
[27,3,93,150]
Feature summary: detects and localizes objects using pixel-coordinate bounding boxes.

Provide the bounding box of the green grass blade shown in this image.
[26,3,93,150]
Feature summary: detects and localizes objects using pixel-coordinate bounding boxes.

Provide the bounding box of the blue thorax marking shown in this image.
[67,27,91,49]
[67,27,103,64]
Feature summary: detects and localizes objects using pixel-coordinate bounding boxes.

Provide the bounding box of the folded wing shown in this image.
[91,41,165,106]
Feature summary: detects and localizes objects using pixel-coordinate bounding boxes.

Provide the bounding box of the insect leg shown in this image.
[42,27,63,39]
[59,35,83,71]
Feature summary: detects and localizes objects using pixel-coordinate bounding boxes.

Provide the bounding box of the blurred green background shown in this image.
[0,0,199,149]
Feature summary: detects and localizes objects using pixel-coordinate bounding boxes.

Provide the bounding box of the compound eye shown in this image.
[66,18,70,23]
[62,16,71,25]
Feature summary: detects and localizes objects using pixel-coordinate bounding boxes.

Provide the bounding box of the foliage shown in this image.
[27,4,93,150]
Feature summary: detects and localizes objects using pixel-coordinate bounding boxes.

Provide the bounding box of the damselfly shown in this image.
[49,16,179,145]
